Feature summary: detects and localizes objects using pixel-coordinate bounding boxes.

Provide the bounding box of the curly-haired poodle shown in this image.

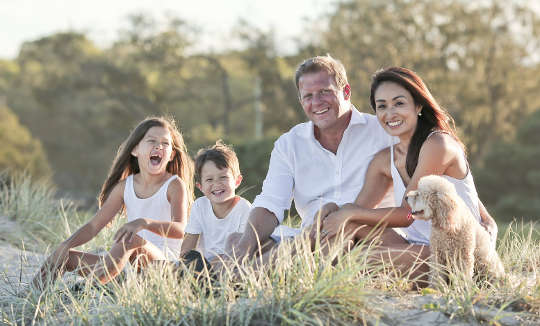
[405,175,505,287]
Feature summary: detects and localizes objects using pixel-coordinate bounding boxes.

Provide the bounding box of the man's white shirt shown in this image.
[185,196,251,259]
[253,107,396,228]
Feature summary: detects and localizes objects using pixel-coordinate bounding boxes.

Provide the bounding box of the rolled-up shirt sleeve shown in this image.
[252,138,294,224]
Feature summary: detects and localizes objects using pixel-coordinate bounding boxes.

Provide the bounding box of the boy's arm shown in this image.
[180,233,200,257]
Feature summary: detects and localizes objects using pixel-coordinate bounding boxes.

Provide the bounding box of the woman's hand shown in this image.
[309,202,340,243]
[321,203,358,239]
[114,218,147,243]
[480,219,498,246]
[314,202,340,222]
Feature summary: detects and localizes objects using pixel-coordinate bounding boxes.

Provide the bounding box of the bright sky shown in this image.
[0,0,335,59]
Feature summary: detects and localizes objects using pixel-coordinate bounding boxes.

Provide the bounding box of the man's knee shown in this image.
[225,232,242,252]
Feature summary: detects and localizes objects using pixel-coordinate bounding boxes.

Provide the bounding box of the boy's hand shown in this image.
[114,219,147,243]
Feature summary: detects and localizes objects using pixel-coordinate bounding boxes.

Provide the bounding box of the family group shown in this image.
[32,55,498,290]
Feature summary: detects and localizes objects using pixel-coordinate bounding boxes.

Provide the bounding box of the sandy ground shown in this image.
[0,243,43,296]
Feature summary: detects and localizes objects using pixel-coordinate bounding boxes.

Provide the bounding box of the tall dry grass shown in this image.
[0,173,538,325]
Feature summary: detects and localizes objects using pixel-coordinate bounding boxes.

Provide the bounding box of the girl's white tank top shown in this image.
[391,132,481,245]
[124,174,181,260]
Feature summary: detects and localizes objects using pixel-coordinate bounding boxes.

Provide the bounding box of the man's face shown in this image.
[298,70,351,132]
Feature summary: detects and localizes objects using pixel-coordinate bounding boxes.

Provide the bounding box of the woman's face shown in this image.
[374,81,422,139]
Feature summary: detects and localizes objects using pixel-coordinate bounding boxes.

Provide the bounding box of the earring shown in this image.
[418,111,422,116]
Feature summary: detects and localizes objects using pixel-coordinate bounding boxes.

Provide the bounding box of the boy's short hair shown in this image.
[194,140,241,182]
[294,54,349,92]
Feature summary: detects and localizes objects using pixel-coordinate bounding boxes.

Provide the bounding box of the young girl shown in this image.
[32,116,194,289]
[316,67,497,272]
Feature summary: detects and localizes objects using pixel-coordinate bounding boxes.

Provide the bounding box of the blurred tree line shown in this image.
[0,0,539,221]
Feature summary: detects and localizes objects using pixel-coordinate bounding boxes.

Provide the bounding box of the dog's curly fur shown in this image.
[406,175,505,287]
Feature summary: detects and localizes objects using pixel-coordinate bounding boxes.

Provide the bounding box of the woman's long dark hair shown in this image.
[369,67,464,177]
[98,116,194,209]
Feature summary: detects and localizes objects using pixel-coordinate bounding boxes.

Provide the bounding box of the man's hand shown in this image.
[114,219,147,243]
[224,207,278,261]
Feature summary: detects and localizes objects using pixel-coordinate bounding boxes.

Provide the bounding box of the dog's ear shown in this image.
[431,191,458,232]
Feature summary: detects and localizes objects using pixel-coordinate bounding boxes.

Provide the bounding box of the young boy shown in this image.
[180,140,251,261]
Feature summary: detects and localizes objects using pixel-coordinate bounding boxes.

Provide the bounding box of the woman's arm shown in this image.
[180,233,200,257]
[321,149,399,235]
[324,134,461,234]
[478,199,498,244]
[354,148,393,208]
[114,177,188,243]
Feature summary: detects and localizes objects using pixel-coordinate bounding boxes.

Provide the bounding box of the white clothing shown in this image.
[270,224,303,242]
[390,139,481,245]
[185,196,251,259]
[252,107,396,229]
[124,174,181,260]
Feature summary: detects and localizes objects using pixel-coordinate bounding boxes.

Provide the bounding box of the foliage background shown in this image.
[1,0,539,222]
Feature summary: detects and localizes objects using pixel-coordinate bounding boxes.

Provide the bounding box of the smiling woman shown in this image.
[316,67,499,285]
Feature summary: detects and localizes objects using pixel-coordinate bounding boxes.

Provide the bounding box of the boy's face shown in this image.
[197,161,242,205]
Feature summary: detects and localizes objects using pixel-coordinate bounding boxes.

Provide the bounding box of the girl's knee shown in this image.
[113,234,146,251]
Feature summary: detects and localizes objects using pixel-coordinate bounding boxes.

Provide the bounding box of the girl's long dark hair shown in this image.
[98,116,194,209]
[369,67,464,177]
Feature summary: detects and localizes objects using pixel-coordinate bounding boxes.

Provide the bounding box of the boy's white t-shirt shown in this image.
[185,196,251,259]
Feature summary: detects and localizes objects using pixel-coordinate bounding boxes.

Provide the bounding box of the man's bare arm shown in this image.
[231,207,278,259]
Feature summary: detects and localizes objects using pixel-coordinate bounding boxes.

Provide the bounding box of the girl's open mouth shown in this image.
[150,154,162,165]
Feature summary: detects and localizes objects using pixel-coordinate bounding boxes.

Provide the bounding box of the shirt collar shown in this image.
[299,105,368,139]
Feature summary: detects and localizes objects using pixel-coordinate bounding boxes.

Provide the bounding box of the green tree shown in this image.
[234,21,305,134]
[0,105,51,177]
[474,109,540,221]
[308,0,540,163]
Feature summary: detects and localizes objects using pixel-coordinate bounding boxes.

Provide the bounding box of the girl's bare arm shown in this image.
[114,177,188,242]
[60,181,125,249]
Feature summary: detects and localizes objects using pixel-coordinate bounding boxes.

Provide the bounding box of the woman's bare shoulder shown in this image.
[422,132,462,155]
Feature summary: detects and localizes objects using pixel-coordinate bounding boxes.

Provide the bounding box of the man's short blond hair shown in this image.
[294,54,349,92]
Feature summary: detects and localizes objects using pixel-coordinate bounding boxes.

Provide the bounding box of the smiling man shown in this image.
[228,55,395,260]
